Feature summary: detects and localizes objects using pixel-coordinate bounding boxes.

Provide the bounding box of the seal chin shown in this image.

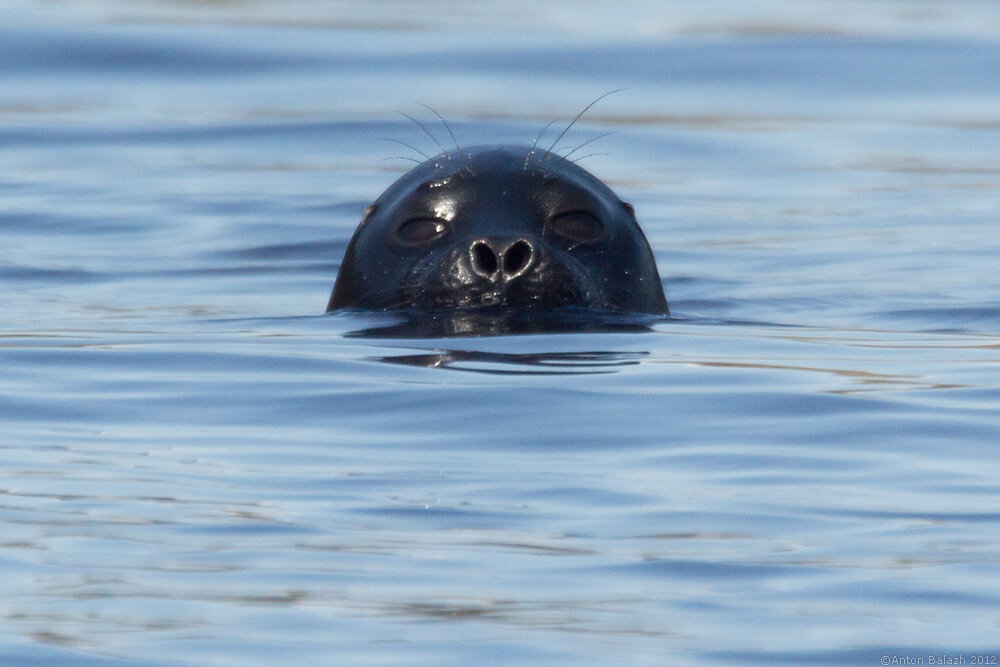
[403,266,590,312]
[499,276,587,311]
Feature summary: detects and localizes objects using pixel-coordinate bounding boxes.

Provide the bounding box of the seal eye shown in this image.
[393,217,449,247]
[545,210,605,245]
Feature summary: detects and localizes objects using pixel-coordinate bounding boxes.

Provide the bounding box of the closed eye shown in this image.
[545,210,606,244]
[392,217,449,246]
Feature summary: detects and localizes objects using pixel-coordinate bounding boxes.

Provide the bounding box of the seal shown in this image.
[327,144,668,315]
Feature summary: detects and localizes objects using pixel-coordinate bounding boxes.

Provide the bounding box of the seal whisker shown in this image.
[417,104,471,173]
[355,282,418,309]
[541,89,626,166]
[569,152,607,165]
[400,111,458,169]
[380,137,431,160]
[523,119,558,172]
[547,152,609,180]
[559,131,615,162]
[381,156,425,166]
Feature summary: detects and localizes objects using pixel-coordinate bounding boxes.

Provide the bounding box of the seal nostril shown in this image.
[502,240,533,278]
[470,241,498,277]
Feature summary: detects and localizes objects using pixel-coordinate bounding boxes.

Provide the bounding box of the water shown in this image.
[2,1,1000,664]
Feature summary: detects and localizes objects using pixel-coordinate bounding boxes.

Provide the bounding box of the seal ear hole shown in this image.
[621,202,635,216]
[545,210,606,245]
[392,217,449,247]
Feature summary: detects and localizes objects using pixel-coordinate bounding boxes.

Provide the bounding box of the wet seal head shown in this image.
[327,144,668,315]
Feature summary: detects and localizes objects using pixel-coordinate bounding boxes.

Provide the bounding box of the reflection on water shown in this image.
[376,349,646,375]
[2,0,1000,665]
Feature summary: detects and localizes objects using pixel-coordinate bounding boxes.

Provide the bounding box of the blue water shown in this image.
[3,2,1000,664]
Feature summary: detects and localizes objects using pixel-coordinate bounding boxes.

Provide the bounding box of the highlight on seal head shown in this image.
[327,142,669,316]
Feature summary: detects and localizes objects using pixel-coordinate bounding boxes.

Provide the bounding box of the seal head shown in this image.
[328,145,668,315]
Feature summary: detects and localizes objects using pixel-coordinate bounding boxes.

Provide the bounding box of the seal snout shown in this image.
[468,238,535,283]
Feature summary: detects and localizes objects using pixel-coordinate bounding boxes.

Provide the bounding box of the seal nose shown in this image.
[470,241,499,278]
[469,239,534,281]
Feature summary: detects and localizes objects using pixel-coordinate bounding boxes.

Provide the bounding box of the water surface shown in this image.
[2,1,1000,664]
